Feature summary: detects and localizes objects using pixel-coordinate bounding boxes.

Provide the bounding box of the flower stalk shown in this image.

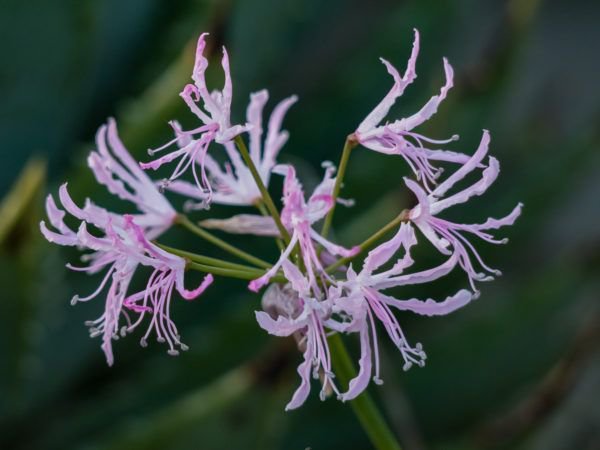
[176,214,271,269]
[321,134,358,239]
[329,334,402,450]
[234,135,291,243]
[326,210,409,274]
[255,199,285,251]
[156,242,266,272]
[187,261,285,283]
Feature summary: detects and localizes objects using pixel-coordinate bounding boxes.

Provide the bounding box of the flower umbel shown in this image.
[41,28,522,420]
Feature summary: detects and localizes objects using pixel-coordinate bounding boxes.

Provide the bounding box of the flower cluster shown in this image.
[41,29,521,409]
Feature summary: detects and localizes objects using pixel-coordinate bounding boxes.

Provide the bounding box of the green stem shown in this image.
[256,200,285,252]
[329,334,402,450]
[156,242,265,272]
[326,210,409,274]
[187,261,286,284]
[176,214,271,269]
[234,135,291,244]
[321,134,358,239]
[186,261,260,279]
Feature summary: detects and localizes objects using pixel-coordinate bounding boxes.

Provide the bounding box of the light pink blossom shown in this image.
[333,222,473,401]
[355,29,471,190]
[167,90,297,208]
[255,261,339,410]
[40,187,212,365]
[88,118,177,238]
[406,130,523,292]
[249,164,359,294]
[140,33,249,200]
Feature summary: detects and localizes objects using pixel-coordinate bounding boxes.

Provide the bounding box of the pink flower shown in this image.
[248,164,359,294]
[355,29,471,190]
[167,90,298,208]
[140,33,249,199]
[333,222,473,401]
[40,187,212,365]
[255,261,339,410]
[406,130,523,292]
[88,118,177,238]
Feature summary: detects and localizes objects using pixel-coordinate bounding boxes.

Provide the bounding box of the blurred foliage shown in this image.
[1,0,599,449]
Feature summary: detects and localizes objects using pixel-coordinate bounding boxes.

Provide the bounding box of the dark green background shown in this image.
[1,0,598,449]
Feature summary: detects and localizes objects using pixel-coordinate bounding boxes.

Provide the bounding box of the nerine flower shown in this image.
[249,164,359,294]
[140,33,249,199]
[256,261,339,410]
[167,90,298,208]
[333,222,473,401]
[406,130,523,291]
[40,187,212,365]
[38,27,524,415]
[89,118,177,238]
[355,29,472,190]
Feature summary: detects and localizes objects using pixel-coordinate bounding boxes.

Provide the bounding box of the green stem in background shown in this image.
[234,135,291,244]
[176,214,271,269]
[326,210,409,274]
[321,134,358,239]
[104,364,254,450]
[0,158,46,246]
[329,334,402,450]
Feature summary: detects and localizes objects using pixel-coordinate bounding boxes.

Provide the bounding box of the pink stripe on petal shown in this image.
[178,273,213,300]
[431,156,500,214]
[374,252,458,289]
[380,289,473,316]
[340,326,372,401]
[285,344,314,411]
[363,222,417,273]
[356,29,420,134]
[391,56,454,133]
[433,130,490,197]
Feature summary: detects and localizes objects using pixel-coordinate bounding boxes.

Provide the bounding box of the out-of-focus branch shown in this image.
[103,340,294,450]
[474,313,600,448]
[0,157,46,249]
